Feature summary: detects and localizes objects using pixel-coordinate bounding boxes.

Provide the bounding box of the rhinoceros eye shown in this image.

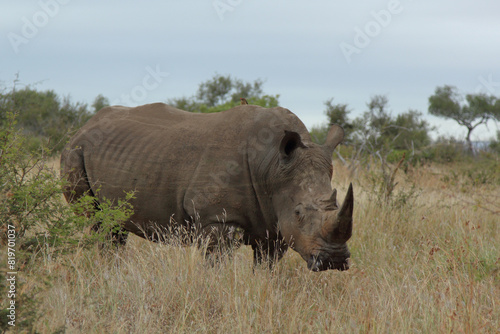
[294,205,302,217]
[294,205,307,225]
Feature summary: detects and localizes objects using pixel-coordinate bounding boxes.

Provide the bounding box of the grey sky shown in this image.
[2,0,500,140]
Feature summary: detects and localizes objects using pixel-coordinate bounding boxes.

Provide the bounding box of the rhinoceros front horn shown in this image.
[323,183,354,241]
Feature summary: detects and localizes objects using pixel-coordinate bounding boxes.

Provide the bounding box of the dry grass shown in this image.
[4,162,500,333]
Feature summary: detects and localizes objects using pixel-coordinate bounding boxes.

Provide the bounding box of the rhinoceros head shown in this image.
[273,124,353,271]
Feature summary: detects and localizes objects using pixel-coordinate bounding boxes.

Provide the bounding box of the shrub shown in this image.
[0,110,134,331]
[0,79,94,154]
[1,110,135,256]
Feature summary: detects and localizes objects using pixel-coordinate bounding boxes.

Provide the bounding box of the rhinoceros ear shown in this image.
[323,124,345,155]
[279,130,305,160]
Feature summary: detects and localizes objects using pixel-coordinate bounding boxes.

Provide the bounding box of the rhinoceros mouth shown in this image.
[307,253,350,271]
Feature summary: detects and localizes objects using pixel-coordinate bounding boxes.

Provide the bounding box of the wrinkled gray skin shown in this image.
[61,103,353,271]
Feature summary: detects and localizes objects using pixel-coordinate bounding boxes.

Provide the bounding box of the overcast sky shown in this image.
[2,0,500,140]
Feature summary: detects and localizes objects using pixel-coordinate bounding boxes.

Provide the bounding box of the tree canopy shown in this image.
[352,95,431,152]
[311,95,432,156]
[167,74,280,113]
[3,75,500,160]
[428,85,500,152]
[0,85,104,152]
[310,99,353,144]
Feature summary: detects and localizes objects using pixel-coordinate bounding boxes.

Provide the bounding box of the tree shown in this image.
[351,95,431,152]
[350,95,406,202]
[229,78,264,104]
[310,98,352,144]
[168,74,279,113]
[489,130,500,154]
[92,94,110,113]
[351,95,392,151]
[388,110,432,151]
[167,96,200,113]
[311,95,431,153]
[196,74,233,107]
[325,98,354,138]
[0,83,99,152]
[428,85,500,152]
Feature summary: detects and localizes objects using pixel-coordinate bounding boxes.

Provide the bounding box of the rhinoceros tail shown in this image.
[60,144,129,246]
[60,145,95,204]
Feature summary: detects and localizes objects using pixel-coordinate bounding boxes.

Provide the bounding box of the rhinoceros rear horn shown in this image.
[323,124,345,155]
[323,183,353,241]
[324,188,339,210]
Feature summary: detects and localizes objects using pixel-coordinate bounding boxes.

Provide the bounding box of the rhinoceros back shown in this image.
[61,103,309,236]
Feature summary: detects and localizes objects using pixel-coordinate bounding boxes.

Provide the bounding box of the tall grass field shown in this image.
[1,159,499,333]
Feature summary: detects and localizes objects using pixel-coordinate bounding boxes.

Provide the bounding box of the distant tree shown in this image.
[10,88,61,135]
[352,95,392,151]
[0,86,11,125]
[388,110,432,150]
[196,74,233,107]
[489,130,500,154]
[309,124,329,145]
[167,96,200,112]
[351,95,431,152]
[230,78,264,104]
[168,74,279,112]
[92,94,110,113]
[325,98,354,138]
[366,95,392,129]
[351,95,405,202]
[310,98,352,144]
[428,85,500,152]
[0,84,101,152]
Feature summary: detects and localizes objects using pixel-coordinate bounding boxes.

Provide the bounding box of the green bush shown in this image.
[1,110,135,331]
[1,111,134,258]
[489,130,500,154]
[0,81,96,154]
[386,150,408,164]
[423,137,468,163]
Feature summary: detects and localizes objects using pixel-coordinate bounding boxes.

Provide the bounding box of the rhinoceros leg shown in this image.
[252,238,288,269]
[198,223,243,264]
[91,219,129,247]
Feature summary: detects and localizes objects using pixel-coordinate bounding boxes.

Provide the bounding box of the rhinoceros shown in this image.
[61,103,353,271]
